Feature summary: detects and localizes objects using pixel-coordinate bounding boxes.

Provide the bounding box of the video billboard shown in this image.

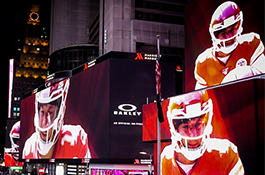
[142,78,264,174]
[5,119,23,167]
[20,55,177,162]
[184,0,265,92]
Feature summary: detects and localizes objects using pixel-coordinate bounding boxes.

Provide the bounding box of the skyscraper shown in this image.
[48,0,184,73]
[99,0,184,55]
[11,3,49,118]
[49,0,99,73]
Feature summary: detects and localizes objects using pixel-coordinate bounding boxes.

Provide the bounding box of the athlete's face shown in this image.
[175,117,206,149]
[39,104,58,141]
[214,22,240,47]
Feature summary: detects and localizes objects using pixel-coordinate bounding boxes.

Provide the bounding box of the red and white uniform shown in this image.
[161,138,244,175]
[5,154,23,166]
[194,33,265,88]
[4,148,23,167]
[23,125,91,159]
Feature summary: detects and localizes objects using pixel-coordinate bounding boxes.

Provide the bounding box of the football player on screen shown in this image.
[194,1,265,89]
[161,90,244,175]
[23,78,91,159]
[5,121,23,166]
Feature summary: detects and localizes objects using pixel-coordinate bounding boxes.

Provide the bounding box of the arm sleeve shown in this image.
[226,143,245,175]
[194,59,208,90]
[249,34,265,73]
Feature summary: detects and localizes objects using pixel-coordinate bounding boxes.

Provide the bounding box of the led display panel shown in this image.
[5,119,23,167]
[184,0,265,92]
[143,78,264,174]
[90,169,149,175]
[20,54,178,162]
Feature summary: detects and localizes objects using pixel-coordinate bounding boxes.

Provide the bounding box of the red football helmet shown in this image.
[9,121,20,150]
[209,1,243,54]
[9,121,20,160]
[167,90,213,161]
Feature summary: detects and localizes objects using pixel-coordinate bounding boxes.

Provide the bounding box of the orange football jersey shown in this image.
[23,125,90,159]
[161,138,244,175]
[194,32,264,88]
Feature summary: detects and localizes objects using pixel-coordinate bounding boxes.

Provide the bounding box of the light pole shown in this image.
[139,152,153,174]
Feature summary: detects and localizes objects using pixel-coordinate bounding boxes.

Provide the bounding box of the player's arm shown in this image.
[22,134,37,159]
[194,65,208,90]
[249,34,265,73]
[228,158,244,175]
[22,139,32,159]
[160,145,175,175]
[238,33,265,76]
[251,53,265,73]
[78,126,91,159]
[226,142,245,175]
[82,135,91,159]
[194,52,209,90]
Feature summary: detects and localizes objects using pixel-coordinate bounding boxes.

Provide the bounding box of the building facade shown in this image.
[48,0,99,74]
[48,44,98,73]
[99,0,185,55]
[11,4,49,118]
[49,0,99,54]
[49,0,184,73]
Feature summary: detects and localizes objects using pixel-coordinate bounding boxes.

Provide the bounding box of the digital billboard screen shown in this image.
[5,119,23,167]
[184,0,265,92]
[143,78,264,174]
[20,55,178,162]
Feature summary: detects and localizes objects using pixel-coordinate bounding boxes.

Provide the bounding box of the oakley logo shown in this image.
[114,104,141,116]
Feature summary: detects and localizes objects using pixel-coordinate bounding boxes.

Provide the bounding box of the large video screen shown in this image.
[184,0,265,92]
[20,56,177,162]
[143,79,264,174]
[5,119,23,167]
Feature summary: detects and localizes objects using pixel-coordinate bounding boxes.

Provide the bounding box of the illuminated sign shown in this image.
[9,166,23,170]
[135,53,160,61]
[83,60,96,70]
[8,59,14,118]
[135,53,144,60]
[31,88,38,95]
[29,11,39,22]
[144,54,158,60]
[113,104,141,116]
